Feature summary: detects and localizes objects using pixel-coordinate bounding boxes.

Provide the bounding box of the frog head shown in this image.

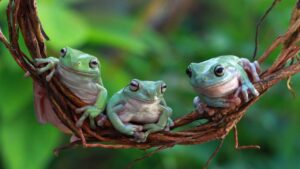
[186,56,239,97]
[123,79,167,102]
[59,47,100,75]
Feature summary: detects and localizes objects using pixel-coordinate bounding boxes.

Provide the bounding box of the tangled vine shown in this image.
[1,0,300,167]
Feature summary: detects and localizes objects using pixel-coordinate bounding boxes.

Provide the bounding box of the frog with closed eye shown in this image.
[186,55,261,113]
[33,47,107,131]
[105,79,173,142]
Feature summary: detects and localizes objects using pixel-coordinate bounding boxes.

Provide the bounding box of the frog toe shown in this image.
[250,87,259,97]
[96,115,107,127]
[76,120,84,128]
[124,124,143,135]
[241,86,249,102]
[45,69,56,81]
[89,117,96,129]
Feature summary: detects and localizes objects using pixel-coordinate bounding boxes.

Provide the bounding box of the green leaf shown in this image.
[88,27,148,56]
[0,112,61,169]
[38,0,89,48]
[0,0,8,11]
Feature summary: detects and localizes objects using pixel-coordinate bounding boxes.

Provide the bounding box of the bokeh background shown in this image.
[0,0,300,169]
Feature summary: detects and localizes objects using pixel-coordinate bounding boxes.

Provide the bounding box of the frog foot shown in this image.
[75,106,101,129]
[164,118,174,131]
[35,57,59,81]
[235,83,259,102]
[193,97,213,115]
[133,132,148,143]
[123,124,143,136]
[240,58,261,82]
[96,114,107,127]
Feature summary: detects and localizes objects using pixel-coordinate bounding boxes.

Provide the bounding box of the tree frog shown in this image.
[34,47,107,130]
[186,55,261,113]
[105,79,173,142]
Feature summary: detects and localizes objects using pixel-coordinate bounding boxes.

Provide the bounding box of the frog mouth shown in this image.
[58,63,98,77]
[198,78,233,89]
[122,90,161,103]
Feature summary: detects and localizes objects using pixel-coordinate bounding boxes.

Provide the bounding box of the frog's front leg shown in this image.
[35,57,59,81]
[235,75,259,102]
[240,58,261,82]
[135,106,172,142]
[75,84,107,129]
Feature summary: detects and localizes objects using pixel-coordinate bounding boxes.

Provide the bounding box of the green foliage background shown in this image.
[0,0,300,169]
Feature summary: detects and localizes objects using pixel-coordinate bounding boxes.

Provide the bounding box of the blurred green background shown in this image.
[0,0,300,169]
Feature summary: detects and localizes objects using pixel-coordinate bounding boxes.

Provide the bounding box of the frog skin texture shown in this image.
[33,47,107,133]
[105,79,173,142]
[186,55,261,113]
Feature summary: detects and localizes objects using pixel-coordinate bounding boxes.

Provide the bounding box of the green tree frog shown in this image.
[105,79,173,142]
[186,55,261,113]
[34,47,107,130]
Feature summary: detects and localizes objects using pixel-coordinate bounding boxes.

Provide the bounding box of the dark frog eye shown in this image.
[89,59,99,68]
[60,48,67,57]
[161,83,167,93]
[186,66,192,78]
[214,65,225,77]
[129,80,139,91]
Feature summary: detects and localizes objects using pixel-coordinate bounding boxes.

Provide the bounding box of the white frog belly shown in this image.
[57,64,99,104]
[119,99,162,124]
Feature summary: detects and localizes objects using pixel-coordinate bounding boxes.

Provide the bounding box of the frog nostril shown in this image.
[145,88,156,97]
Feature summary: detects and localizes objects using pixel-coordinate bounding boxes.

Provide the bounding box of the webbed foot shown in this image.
[235,82,259,102]
[96,114,107,127]
[123,124,143,136]
[75,106,102,129]
[240,58,261,82]
[35,57,59,81]
[133,132,148,143]
[164,118,174,131]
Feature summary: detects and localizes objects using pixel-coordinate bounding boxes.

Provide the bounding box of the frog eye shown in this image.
[60,48,67,57]
[129,80,139,91]
[89,59,99,69]
[161,83,167,93]
[186,66,192,78]
[214,65,224,77]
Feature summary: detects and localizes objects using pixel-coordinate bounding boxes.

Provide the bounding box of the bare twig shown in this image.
[253,0,281,59]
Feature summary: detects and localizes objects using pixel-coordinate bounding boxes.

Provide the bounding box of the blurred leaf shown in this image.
[88,27,148,56]
[0,112,61,169]
[0,0,8,11]
[38,0,89,48]
[0,70,32,120]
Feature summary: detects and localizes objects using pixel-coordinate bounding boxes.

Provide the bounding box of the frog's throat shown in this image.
[58,63,99,77]
[122,89,161,103]
[195,76,239,98]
